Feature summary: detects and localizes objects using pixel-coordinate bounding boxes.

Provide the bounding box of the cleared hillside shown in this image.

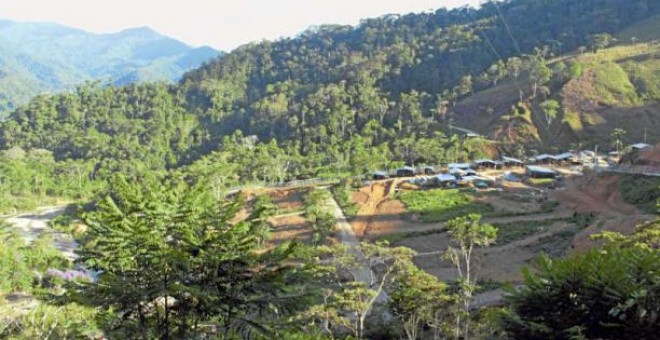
[452,41,660,150]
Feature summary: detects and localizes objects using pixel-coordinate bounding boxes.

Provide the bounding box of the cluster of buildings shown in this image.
[373,143,655,185]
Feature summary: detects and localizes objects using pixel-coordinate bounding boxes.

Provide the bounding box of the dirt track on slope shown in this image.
[4,206,76,260]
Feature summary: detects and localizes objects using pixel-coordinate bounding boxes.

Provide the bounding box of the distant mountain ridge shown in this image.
[0,19,221,115]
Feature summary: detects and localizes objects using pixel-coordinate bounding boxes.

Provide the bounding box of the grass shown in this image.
[591,62,640,107]
[527,212,595,257]
[398,188,495,223]
[562,109,583,131]
[623,58,660,101]
[527,178,555,186]
[540,200,560,212]
[475,279,505,293]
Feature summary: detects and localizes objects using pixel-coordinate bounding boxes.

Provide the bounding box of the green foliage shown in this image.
[500,247,659,339]
[0,221,70,293]
[617,14,660,43]
[444,214,497,339]
[446,214,498,251]
[539,100,560,125]
[587,33,614,53]
[390,266,452,340]
[74,175,312,338]
[619,174,660,213]
[0,147,103,213]
[591,219,660,250]
[1,303,103,339]
[398,189,495,223]
[624,58,660,101]
[331,181,358,217]
[297,243,418,339]
[610,127,628,153]
[2,0,657,188]
[304,189,337,245]
[592,62,640,106]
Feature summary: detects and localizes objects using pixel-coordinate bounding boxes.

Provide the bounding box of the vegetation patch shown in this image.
[591,61,639,106]
[331,181,359,217]
[377,228,446,244]
[494,218,565,245]
[527,178,555,186]
[398,189,495,223]
[529,226,579,257]
[562,109,583,131]
[623,58,660,101]
[619,174,660,214]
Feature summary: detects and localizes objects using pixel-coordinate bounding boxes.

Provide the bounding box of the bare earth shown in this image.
[347,173,656,290]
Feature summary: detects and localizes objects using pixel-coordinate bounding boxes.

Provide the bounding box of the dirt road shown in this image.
[326,196,389,303]
[4,206,77,260]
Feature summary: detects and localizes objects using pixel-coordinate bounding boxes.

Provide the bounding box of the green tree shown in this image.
[587,33,614,53]
[500,247,659,339]
[540,100,560,125]
[76,175,310,339]
[611,127,627,153]
[444,214,497,340]
[529,57,552,99]
[390,265,453,340]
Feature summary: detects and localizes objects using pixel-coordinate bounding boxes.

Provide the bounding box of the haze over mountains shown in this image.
[0,19,220,115]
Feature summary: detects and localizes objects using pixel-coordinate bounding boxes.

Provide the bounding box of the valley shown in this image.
[0,0,658,338]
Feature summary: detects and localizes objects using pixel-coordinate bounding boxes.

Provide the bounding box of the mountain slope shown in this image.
[451,41,660,150]
[0,20,221,115]
[1,0,658,171]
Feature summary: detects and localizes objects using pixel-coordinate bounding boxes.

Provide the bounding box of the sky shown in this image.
[0,0,482,51]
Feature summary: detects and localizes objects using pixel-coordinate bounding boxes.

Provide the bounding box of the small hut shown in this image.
[474,159,501,169]
[502,156,524,168]
[396,166,415,177]
[373,171,388,180]
[525,166,556,179]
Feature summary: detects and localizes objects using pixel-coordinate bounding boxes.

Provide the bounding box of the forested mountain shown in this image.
[0,20,220,115]
[1,0,659,210]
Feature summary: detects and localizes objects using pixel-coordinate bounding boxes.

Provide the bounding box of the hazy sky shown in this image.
[0,0,481,51]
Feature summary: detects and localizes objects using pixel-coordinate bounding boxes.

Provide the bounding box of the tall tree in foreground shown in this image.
[75,175,310,339]
[444,214,498,340]
[297,243,419,339]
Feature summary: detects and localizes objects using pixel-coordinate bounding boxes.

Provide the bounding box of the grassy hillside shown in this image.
[452,41,660,151]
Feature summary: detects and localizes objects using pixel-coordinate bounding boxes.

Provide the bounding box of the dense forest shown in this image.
[1,0,658,212]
